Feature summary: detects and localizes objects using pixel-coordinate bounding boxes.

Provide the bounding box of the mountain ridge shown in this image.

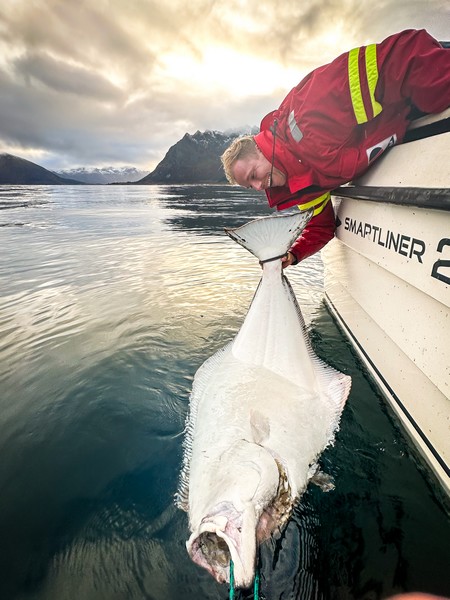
[0,153,83,185]
[136,127,256,184]
[0,127,256,185]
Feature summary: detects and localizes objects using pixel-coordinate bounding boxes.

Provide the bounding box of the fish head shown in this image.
[186,440,284,586]
[186,501,258,587]
[186,454,295,588]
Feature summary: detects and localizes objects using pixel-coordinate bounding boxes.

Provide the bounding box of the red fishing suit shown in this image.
[256,29,450,262]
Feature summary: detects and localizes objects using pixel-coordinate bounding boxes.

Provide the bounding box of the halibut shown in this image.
[176,212,351,587]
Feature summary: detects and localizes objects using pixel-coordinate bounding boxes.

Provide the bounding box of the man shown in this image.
[221,29,450,267]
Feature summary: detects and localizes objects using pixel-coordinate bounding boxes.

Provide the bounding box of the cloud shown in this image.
[14,51,125,100]
[0,0,448,171]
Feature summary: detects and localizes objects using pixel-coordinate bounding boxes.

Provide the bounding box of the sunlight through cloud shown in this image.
[158,45,300,97]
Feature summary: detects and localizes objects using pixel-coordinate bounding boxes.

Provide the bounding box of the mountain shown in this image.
[55,166,147,184]
[1,126,256,186]
[137,128,257,184]
[0,153,83,185]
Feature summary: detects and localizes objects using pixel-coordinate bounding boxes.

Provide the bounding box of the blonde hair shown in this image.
[221,135,257,184]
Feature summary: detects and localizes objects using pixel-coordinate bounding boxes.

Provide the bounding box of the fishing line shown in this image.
[267,118,278,204]
[228,560,260,600]
[229,560,235,600]
[253,566,260,599]
[259,252,287,264]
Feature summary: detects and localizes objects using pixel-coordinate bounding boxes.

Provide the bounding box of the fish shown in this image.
[176,211,351,588]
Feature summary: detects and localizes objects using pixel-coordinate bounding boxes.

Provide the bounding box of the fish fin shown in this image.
[295,287,351,438]
[284,275,351,437]
[310,469,335,492]
[224,211,313,262]
[312,360,351,441]
[175,342,233,511]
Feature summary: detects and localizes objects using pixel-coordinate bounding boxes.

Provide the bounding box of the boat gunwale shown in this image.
[333,185,450,211]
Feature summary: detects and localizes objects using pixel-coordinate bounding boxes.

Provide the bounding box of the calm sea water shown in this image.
[0,185,449,600]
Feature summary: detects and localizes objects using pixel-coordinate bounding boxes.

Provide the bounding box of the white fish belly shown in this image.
[188,348,337,524]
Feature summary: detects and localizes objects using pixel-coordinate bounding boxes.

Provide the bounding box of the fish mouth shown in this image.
[187,508,257,587]
[186,461,294,588]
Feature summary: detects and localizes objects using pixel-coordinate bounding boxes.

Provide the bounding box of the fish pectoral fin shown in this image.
[310,469,335,492]
[250,410,270,444]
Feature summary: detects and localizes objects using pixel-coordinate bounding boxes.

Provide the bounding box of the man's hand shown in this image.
[281,252,297,269]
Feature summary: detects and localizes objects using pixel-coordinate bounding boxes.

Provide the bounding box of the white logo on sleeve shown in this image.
[366,134,397,163]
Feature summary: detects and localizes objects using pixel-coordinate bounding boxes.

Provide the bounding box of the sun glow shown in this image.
[158,46,300,98]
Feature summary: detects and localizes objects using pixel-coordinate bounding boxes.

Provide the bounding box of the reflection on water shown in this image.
[0,185,449,600]
[158,185,272,234]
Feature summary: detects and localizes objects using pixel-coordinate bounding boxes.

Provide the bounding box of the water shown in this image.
[0,184,449,600]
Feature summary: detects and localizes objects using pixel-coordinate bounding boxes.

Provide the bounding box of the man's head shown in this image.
[221,136,286,191]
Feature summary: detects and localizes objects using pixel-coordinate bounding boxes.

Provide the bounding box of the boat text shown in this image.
[344,217,450,285]
[344,217,425,262]
[431,238,450,285]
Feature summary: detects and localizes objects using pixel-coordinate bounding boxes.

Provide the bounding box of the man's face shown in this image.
[231,147,286,191]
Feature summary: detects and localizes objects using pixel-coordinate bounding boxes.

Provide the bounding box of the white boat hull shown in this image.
[323,113,450,494]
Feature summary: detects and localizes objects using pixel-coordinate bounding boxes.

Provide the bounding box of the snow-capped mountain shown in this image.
[55,166,148,184]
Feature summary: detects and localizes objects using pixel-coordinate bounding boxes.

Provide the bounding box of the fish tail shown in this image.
[224,211,313,262]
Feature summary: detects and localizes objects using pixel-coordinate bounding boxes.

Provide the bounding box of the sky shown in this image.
[0,0,449,173]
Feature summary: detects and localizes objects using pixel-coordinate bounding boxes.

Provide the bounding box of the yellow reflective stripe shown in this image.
[348,47,367,124]
[312,193,330,216]
[297,192,329,211]
[365,44,382,118]
[297,192,330,216]
[348,44,383,124]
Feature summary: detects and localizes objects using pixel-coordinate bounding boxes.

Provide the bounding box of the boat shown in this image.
[322,108,450,495]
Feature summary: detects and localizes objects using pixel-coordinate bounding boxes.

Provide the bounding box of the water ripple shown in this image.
[0,185,448,600]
